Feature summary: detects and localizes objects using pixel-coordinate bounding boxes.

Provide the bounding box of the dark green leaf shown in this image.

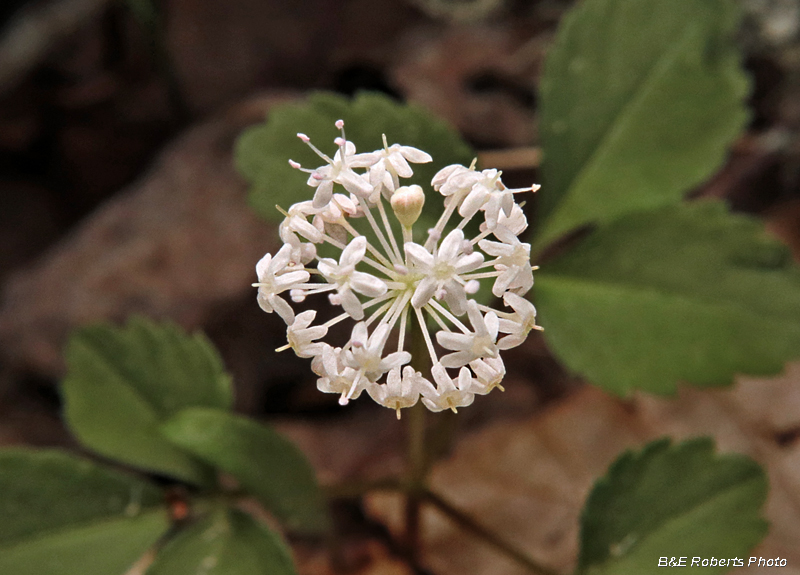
[0,449,169,575]
[535,0,749,251]
[235,91,474,230]
[535,201,800,395]
[579,438,768,575]
[161,408,329,534]
[147,508,296,575]
[63,317,233,484]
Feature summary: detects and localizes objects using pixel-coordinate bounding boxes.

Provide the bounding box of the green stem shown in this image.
[423,489,559,575]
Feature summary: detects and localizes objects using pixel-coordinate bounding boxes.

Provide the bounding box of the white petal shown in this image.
[369,324,391,352]
[380,351,412,371]
[351,322,368,346]
[274,270,310,290]
[404,242,434,269]
[338,170,373,197]
[498,333,526,350]
[411,277,437,309]
[466,300,485,335]
[431,363,455,391]
[440,351,473,369]
[431,164,463,189]
[485,311,499,340]
[478,239,513,257]
[388,152,413,178]
[350,271,388,297]
[316,258,337,278]
[422,397,447,412]
[458,187,488,219]
[292,219,324,243]
[293,310,317,329]
[439,229,465,261]
[400,146,432,164]
[497,318,520,334]
[442,280,467,316]
[457,367,474,391]
[257,290,274,313]
[503,292,534,316]
[492,269,516,297]
[256,253,272,278]
[454,252,484,274]
[341,236,367,267]
[339,288,364,320]
[436,331,472,351]
[271,295,295,325]
[312,180,334,209]
[349,151,381,168]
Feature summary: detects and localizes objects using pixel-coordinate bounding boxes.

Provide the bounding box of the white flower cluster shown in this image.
[254,120,541,418]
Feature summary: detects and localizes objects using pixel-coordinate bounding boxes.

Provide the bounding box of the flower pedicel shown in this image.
[254,120,541,417]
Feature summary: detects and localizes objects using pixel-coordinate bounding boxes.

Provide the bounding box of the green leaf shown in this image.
[62,316,233,484]
[579,438,768,575]
[0,449,169,575]
[161,408,329,535]
[147,508,296,575]
[534,0,749,251]
[235,91,474,229]
[535,201,800,395]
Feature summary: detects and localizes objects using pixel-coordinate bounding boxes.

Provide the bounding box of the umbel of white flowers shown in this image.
[254,120,541,418]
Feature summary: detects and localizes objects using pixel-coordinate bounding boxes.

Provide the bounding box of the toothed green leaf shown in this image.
[0,449,169,575]
[536,201,800,395]
[63,317,233,484]
[579,438,768,575]
[535,0,749,251]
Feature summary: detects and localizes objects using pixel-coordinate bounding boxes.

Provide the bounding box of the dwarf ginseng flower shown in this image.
[254,121,541,418]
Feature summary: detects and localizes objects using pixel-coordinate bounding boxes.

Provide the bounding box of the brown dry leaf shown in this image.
[390,24,544,147]
[294,540,412,575]
[365,367,800,575]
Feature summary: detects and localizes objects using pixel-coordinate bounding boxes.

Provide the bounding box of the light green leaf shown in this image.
[161,408,329,535]
[0,449,169,575]
[535,201,800,395]
[534,0,749,251]
[579,438,768,575]
[63,317,233,484]
[147,508,296,575]
[235,91,474,228]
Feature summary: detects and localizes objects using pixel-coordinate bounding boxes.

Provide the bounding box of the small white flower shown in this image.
[422,364,476,413]
[432,164,471,191]
[256,122,540,413]
[255,244,310,324]
[436,165,483,203]
[318,236,388,320]
[343,322,411,382]
[478,237,534,297]
[314,344,367,404]
[405,229,484,315]
[280,201,325,244]
[364,142,432,195]
[292,136,373,209]
[470,356,506,393]
[368,366,436,419]
[457,169,504,221]
[286,310,328,357]
[483,201,528,242]
[436,300,499,368]
[498,292,540,349]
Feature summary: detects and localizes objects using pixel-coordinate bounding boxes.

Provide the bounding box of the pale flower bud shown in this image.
[391,185,425,227]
